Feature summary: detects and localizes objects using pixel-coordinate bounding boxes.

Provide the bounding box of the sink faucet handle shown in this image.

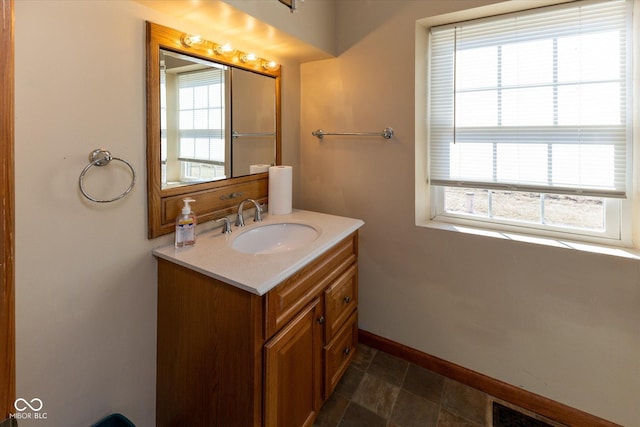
[253,202,263,223]
[236,198,262,227]
[235,208,246,227]
[215,217,233,234]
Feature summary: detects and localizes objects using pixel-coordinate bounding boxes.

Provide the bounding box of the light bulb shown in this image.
[214,43,235,56]
[240,52,258,63]
[180,34,202,47]
[262,60,280,71]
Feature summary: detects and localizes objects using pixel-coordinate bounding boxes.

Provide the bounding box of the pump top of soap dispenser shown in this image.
[181,198,195,215]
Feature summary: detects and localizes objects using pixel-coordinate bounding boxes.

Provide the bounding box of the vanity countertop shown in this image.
[152,209,364,295]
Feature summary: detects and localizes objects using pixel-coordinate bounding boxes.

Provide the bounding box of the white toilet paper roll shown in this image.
[268,166,293,215]
[250,164,270,174]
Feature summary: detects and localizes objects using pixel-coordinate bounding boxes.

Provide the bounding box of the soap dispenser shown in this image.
[175,198,197,248]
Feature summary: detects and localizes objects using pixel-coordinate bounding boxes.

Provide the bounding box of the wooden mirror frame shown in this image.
[146,22,281,238]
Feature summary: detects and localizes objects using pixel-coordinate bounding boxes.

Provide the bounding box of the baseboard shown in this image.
[358,329,620,427]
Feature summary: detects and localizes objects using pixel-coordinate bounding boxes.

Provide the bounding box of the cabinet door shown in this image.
[264,298,323,427]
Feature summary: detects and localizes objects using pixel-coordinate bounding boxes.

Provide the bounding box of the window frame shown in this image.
[422,0,636,247]
[431,186,628,244]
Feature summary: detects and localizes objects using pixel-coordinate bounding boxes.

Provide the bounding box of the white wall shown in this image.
[300,1,640,426]
[14,1,300,426]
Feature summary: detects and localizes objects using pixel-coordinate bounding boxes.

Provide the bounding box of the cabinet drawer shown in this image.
[161,178,268,226]
[324,264,357,341]
[265,233,357,339]
[324,310,358,398]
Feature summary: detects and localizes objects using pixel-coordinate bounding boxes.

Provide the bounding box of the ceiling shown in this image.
[135,0,334,62]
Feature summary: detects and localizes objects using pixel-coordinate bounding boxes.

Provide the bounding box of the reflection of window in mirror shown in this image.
[160,49,230,189]
[178,69,227,181]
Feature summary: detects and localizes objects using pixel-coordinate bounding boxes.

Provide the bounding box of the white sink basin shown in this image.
[231,223,320,254]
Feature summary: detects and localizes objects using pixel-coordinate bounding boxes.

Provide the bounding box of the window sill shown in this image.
[418,219,640,261]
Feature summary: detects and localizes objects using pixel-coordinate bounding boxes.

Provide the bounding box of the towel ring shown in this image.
[79,149,136,203]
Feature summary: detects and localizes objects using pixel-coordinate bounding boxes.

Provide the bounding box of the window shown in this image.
[428,0,633,244]
[177,68,227,182]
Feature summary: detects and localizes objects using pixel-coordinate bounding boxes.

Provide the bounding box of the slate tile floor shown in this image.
[314,344,565,427]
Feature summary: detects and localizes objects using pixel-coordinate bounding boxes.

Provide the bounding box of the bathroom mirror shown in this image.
[160,50,277,188]
[147,22,281,238]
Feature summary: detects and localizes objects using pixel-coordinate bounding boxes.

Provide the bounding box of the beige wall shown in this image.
[300,1,640,426]
[14,1,300,426]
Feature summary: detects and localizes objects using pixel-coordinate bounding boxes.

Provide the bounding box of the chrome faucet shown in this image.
[214,217,233,234]
[235,198,263,227]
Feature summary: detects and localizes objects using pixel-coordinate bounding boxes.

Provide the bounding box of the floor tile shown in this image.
[313,393,350,427]
[441,379,488,425]
[366,350,408,387]
[402,363,445,404]
[351,372,401,419]
[338,402,387,427]
[333,365,365,400]
[316,344,556,427]
[390,389,440,427]
[351,343,377,371]
[437,408,484,427]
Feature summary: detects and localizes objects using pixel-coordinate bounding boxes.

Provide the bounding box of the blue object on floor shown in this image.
[91,413,135,427]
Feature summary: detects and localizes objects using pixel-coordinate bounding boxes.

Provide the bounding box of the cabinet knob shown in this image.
[317,316,325,325]
[343,347,351,356]
[343,296,351,304]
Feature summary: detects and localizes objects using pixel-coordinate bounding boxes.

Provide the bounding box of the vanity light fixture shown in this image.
[213,42,235,57]
[180,33,202,47]
[176,33,279,74]
[262,60,280,71]
[240,52,258,63]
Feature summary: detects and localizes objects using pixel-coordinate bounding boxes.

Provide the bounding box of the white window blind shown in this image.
[429,0,631,198]
[178,68,226,164]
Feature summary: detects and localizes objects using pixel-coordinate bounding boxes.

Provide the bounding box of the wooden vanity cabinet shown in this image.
[156,231,359,427]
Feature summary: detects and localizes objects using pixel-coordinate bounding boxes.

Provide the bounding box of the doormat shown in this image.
[493,402,554,427]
